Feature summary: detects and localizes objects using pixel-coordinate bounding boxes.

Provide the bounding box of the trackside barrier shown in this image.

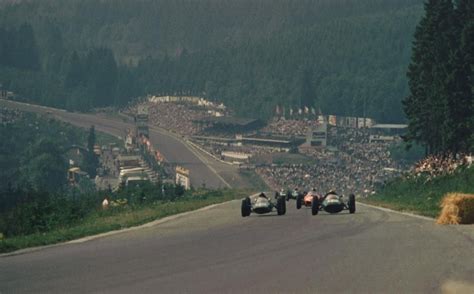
[436,193,474,225]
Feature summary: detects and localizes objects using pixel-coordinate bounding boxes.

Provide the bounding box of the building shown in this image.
[135,105,149,138]
[176,166,191,190]
[307,122,328,147]
[194,116,263,134]
[67,167,89,186]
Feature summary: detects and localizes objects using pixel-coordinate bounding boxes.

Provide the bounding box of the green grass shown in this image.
[239,170,270,191]
[94,131,124,148]
[360,167,474,217]
[0,189,248,254]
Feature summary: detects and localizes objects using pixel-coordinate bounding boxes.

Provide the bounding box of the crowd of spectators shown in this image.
[411,153,473,181]
[123,101,245,137]
[260,118,319,136]
[193,140,281,161]
[257,127,402,196]
[121,103,411,195]
[123,102,211,136]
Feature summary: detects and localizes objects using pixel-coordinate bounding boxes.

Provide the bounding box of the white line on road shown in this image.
[358,202,435,222]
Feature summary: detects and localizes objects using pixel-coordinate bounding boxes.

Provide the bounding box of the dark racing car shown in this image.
[241,192,286,217]
[286,188,302,201]
[310,190,356,215]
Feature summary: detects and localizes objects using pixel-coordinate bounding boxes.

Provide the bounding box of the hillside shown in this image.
[363,165,474,217]
[0,0,424,121]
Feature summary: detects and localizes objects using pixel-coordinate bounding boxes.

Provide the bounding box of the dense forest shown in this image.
[0,0,425,121]
[404,0,473,153]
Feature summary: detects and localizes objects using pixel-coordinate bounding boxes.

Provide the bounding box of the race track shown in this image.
[0,100,244,189]
[1,200,473,293]
[1,100,473,293]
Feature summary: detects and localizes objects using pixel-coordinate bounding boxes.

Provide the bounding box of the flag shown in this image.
[290,108,293,116]
[304,106,309,114]
[318,115,325,124]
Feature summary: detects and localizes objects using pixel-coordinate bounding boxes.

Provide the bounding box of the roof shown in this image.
[242,137,291,144]
[371,124,408,129]
[118,155,141,161]
[196,117,259,127]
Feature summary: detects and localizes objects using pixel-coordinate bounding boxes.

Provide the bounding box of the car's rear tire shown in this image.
[296,195,302,210]
[241,197,251,217]
[311,197,319,215]
[348,194,356,214]
[277,196,286,215]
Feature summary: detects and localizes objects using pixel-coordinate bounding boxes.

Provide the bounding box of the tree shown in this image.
[20,138,67,193]
[83,125,99,178]
[403,0,460,154]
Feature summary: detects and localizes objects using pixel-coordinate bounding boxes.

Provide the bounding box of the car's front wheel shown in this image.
[241,197,251,217]
[348,194,356,214]
[312,197,319,215]
[296,195,303,210]
[277,196,286,215]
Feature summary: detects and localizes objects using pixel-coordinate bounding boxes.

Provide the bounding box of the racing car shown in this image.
[310,191,356,215]
[296,189,321,209]
[241,193,286,217]
[286,188,302,201]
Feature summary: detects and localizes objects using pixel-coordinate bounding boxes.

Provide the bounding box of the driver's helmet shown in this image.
[280,188,286,195]
[328,189,337,195]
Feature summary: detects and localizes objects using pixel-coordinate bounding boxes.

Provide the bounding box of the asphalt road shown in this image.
[0,99,245,189]
[1,200,474,293]
[2,100,474,293]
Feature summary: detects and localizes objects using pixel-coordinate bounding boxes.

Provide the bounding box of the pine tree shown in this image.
[440,0,473,152]
[404,0,439,153]
[84,125,98,178]
[404,0,460,154]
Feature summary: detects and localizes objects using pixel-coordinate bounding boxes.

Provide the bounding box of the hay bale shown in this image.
[437,193,474,225]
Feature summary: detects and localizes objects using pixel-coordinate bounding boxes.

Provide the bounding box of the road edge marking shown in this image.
[0,199,239,258]
[358,202,435,222]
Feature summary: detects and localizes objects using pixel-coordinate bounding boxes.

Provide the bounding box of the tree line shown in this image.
[0,0,425,122]
[403,0,473,153]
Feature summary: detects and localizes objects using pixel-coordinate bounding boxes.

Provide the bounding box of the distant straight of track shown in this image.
[0,99,247,189]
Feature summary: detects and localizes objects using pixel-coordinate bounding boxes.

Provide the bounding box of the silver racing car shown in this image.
[311,191,356,215]
[241,193,286,217]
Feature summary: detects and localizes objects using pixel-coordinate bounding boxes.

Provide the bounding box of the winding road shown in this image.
[1,100,473,293]
[0,99,246,189]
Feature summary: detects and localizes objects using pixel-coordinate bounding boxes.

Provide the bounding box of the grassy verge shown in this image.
[359,167,474,218]
[239,170,270,191]
[0,189,248,254]
[95,130,124,148]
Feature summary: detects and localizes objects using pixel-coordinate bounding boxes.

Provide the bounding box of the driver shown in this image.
[258,192,268,199]
[280,188,286,196]
[292,187,300,198]
[309,188,319,198]
[323,189,338,200]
